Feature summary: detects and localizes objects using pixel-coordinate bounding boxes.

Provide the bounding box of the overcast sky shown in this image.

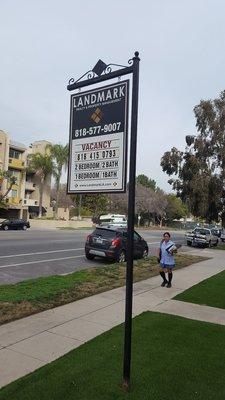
[1,0,225,191]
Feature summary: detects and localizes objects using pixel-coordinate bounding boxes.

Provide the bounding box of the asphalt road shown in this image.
[0,228,187,284]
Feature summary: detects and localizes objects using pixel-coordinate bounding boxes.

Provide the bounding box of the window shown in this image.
[134,232,140,241]
[93,228,116,239]
[11,190,18,198]
[9,149,22,159]
[10,170,20,179]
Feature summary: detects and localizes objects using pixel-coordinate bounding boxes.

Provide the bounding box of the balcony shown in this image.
[8,158,25,170]
[23,199,38,206]
[6,197,22,206]
[25,181,36,191]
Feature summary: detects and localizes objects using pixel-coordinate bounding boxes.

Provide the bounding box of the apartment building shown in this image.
[0,130,52,219]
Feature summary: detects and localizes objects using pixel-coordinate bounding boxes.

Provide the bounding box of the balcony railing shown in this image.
[8,158,25,169]
[25,181,36,191]
[23,199,38,206]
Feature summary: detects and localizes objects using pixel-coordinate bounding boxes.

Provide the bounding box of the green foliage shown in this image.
[0,169,17,208]
[136,174,157,191]
[161,90,225,224]
[27,152,55,217]
[165,194,187,222]
[47,143,68,184]
[71,193,108,217]
[46,143,68,215]
[27,153,54,180]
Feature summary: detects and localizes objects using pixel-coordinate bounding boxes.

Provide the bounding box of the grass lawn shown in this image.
[175,270,225,309]
[213,243,225,250]
[1,311,225,399]
[0,254,206,325]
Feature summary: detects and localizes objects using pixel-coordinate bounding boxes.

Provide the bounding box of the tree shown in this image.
[136,174,157,191]
[47,143,68,217]
[27,153,55,218]
[107,191,128,215]
[82,194,108,217]
[69,193,108,219]
[161,90,225,225]
[165,194,187,223]
[106,180,168,226]
[0,169,17,208]
[51,184,74,209]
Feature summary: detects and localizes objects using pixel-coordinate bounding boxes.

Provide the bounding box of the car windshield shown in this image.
[92,228,119,239]
[194,229,209,235]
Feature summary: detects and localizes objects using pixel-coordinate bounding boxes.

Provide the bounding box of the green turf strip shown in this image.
[1,312,225,400]
[0,254,206,325]
[212,243,225,250]
[174,270,225,309]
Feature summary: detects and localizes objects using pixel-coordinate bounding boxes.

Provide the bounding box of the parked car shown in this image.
[211,227,222,238]
[186,227,218,247]
[221,228,225,243]
[99,214,127,228]
[0,219,30,231]
[85,226,148,262]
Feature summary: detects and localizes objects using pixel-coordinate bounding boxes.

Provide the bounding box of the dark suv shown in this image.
[85,226,148,263]
[0,219,30,231]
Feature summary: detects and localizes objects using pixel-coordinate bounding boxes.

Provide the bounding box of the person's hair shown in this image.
[163,232,171,238]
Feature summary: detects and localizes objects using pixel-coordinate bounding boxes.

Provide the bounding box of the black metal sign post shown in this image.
[123,52,140,391]
[67,51,140,390]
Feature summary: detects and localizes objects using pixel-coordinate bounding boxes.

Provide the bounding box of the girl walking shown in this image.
[158,232,177,288]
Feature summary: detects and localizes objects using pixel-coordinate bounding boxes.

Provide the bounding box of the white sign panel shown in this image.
[68,80,129,193]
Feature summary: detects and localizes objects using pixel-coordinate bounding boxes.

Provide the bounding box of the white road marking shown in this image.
[0,240,185,271]
[0,248,84,259]
[1,242,162,259]
[0,255,84,269]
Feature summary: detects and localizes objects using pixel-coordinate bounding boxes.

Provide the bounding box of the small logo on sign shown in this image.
[113,182,117,186]
[91,108,103,123]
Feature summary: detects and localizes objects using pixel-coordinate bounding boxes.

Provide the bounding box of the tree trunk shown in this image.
[38,180,44,218]
[78,195,82,220]
[221,211,225,228]
[54,176,60,218]
[1,182,14,200]
[159,217,162,228]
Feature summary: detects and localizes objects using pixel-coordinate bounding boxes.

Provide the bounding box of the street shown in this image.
[0,228,187,284]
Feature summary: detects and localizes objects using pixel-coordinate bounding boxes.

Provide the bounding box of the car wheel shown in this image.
[3,225,8,231]
[142,249,148,259]
[117,250,126,263]
[187,241,191,246]
[85,252,95,260]
[22,225,27,231]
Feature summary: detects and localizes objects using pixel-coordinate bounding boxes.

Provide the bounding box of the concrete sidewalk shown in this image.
[0,248,225,389]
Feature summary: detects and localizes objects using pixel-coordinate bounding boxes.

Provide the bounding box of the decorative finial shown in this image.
[134,51,139,57]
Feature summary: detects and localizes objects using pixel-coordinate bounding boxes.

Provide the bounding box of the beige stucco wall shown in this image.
[29,218,93,229]
[0,130,9,194]
[0,130,9,171]
[57,207,70,220]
